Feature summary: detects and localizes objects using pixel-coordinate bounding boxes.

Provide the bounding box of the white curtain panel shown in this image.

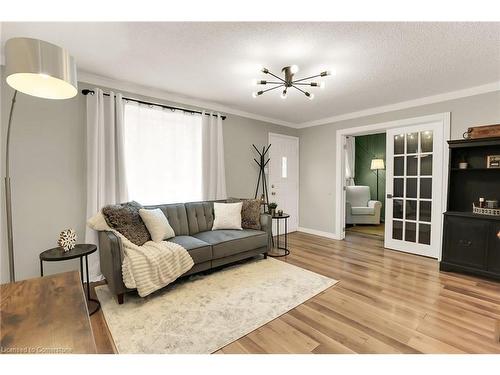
[345,136,356,186]
[123,103,203,204]
[85,88,128,280]
[201,112,227,200]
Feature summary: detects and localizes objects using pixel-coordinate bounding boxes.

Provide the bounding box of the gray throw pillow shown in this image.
[102,201,151,246]
[227,198,261,230]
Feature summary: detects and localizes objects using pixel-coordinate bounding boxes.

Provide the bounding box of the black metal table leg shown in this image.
[79,257,84,285]
[85,255,90,301]
[285,217,288,250]
[268,214,290,258]
[277,219,280,248]
[40,259,44,277]
[84,255,101,316]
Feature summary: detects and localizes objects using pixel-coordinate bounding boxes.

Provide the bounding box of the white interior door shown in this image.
[268,133,299,233]
[384,122,444,258]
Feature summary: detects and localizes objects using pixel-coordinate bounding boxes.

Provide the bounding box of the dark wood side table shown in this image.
[0,271,97,353]
[39,244,100,316]
[269,213,290,257]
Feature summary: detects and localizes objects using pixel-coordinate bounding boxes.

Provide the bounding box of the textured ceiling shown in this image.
[2,22,499,126]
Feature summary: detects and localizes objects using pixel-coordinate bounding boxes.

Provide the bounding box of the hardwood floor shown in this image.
[90,231,500,354]
[346,223,385,238]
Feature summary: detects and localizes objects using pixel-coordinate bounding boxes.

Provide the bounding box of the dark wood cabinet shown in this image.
[488,221,500,274]
[443,214,488,269]
[440,137,500,281]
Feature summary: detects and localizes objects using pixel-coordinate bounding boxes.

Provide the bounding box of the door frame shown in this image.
[268,132,299,232]
[334,113,450,259]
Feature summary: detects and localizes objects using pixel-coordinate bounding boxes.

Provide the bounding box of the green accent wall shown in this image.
[354,133,386,219]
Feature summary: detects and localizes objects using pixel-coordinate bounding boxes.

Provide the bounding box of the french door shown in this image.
[384,122,444,258]
[268,133,299,233]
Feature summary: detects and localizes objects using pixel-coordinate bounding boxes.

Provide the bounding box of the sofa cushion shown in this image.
[227,198,261,230]
[351,206,375,215]
[212,202,243,230]
[102,201,151,246]
[185,201,215,235]
[346,186,371,207]
[167,236,212,264]
[145,203,189,236]
[139,208,175,242]
[193,229,267,259]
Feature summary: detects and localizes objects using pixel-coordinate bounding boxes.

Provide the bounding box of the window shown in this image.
[281,156,288,178]
[123,102,203,205]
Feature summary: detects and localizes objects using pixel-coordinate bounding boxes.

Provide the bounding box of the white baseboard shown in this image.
[297,227,342,240]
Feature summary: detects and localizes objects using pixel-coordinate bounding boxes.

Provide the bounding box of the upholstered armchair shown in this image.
[345,186,382,225]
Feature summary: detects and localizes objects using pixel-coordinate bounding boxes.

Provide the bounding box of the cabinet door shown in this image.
[488,222,500,274]
[444,216,488,269]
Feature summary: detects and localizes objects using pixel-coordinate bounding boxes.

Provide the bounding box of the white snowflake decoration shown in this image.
[58,229,77,252]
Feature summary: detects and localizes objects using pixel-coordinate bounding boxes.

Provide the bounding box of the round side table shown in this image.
[39,244,101,316]
[269,213,290,257]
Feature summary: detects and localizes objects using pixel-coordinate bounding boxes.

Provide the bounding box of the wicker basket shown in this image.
[472,203,500,216]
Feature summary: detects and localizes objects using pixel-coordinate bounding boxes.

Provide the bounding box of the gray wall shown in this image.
[1,72,86,282]
[2,65,497,282]
[0,73,297,282]
[298,91,500,234]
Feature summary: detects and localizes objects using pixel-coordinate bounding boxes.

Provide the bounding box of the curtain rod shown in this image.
[81,89,226,120]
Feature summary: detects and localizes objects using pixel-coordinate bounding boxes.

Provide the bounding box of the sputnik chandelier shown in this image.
[252,65,332,100]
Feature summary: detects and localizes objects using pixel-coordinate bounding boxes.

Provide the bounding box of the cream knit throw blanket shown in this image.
[88,212,194,297]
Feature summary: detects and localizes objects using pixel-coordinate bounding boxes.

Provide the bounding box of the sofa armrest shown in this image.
[368,200,382,223]
[98,231,127,297]
[368,200,382,209]
[260,213,272,251]
[345,201,353,224]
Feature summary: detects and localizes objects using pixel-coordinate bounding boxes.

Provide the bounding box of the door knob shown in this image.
[386,194,393,199]
[271,192,276,195]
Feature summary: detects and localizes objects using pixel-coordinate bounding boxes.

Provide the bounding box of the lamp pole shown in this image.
[5,90,18,282]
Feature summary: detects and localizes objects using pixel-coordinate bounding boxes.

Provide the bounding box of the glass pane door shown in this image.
[385,123,443,258]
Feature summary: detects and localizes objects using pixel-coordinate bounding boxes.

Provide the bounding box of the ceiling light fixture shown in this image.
[252,65,331,100]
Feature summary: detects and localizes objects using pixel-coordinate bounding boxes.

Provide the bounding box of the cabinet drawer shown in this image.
[443,216,488,269]
[488,222,500,273]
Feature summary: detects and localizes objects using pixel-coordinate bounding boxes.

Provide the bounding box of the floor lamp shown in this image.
[4,38,77,282]
[370,158,385,201]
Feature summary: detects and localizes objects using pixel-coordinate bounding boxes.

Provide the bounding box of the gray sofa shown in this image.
[98,200,271,304]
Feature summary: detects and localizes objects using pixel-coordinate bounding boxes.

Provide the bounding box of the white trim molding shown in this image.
[298,81,500,128]
[78,70,296,128]
[78,71,499,130]
[298,227,342,240]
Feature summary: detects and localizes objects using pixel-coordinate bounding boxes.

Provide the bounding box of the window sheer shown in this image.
[124,102,203,205]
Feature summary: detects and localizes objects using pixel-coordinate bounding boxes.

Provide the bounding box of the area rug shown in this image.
[95,257,337,353]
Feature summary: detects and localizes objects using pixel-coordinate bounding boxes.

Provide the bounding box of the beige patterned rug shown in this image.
[95,257,338,353]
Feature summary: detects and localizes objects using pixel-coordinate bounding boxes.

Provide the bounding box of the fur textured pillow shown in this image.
[102,201,151,246]
[227,198,261,230]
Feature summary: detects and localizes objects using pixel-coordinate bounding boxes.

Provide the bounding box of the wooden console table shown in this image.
[0,271,96,354]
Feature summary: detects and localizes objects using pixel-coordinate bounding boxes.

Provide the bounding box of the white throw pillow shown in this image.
[139,208,175,242]
[212,202,243,230]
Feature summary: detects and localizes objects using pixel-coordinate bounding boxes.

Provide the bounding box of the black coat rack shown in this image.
[253,144,271,209]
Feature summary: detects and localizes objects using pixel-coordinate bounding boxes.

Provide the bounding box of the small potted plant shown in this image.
[268,202,278,217]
